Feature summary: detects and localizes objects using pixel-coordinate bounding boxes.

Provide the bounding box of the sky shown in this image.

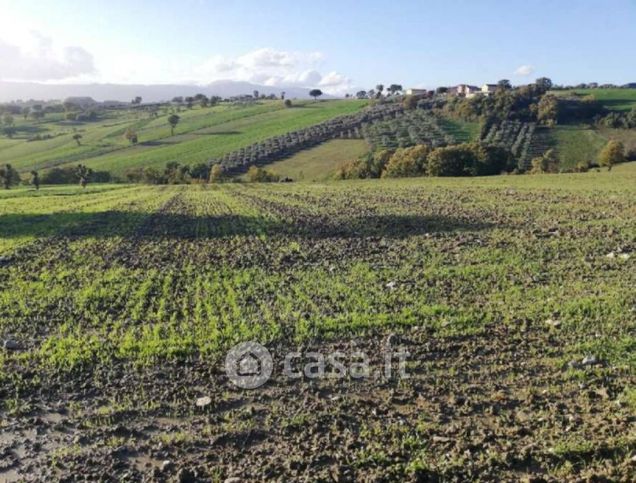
[1,0,635,95]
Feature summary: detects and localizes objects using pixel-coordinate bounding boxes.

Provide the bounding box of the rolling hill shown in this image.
[0,99,367,175]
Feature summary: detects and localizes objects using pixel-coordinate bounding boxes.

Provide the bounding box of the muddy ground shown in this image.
[2,324,635,482]
[1,181,635,481]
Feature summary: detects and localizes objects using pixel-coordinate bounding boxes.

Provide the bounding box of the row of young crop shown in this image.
[211,104,403,173]
[361,110,456,149]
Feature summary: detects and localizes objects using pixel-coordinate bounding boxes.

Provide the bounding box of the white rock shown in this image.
[195,396,212,408]
[581,355,598,366]
[545,318,561,328]
[606,252,616,259]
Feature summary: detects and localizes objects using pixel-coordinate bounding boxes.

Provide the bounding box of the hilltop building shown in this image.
[449,83,499,98]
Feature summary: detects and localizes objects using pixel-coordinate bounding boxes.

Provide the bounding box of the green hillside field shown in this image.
[0,99,367,175]
[557,88,636,112]
[254,139,370,181]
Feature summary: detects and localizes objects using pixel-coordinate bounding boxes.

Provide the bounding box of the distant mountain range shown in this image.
[0,80,333,103]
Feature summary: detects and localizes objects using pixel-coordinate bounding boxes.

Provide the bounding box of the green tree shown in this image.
[124,128,138,144]
[168,114,180,135]
[537,94,559,126]
[30,170,40,190]
[2,126,16,138]
[246,166,279,182]
[375,84,384,98]
[382,145,430,178]
[76,164,92,188]
[72,133,83,146]
[2,113,14,126]
[529,149,560,174]
[388,84,403,96]
[598,140,625,171]
[30,109,45,121]
[0,164,20,189]
[334,150,392,179]
[427,145,474,176]
[190,162,210,181]
[209,164,225,183]
[309,89,323,101]
[535,77,553,93]
[497,79,512,90]
[164,161,190,184]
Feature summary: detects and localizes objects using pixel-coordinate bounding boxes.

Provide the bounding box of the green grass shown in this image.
[256,139,370,181]
[437,117,482,143]
[0,100,367,175]
[551,125,608,168]
[558,88,636,112]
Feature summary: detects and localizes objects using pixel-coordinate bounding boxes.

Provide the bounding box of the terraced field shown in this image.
[1,164,635,481]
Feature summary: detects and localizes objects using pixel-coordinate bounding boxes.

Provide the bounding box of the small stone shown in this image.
[605,252,616,259]
[3,339,21,351]
[161,460,173,472]
[224,478,242,483]
[545,318,561,328]
[581,355,598,366]
[195,396,212,408]
[385,281,397,289]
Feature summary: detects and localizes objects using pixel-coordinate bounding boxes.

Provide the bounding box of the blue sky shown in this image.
[1,0,635,93]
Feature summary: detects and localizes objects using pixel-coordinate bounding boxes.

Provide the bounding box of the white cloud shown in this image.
[514,65,535,77]
[0,30,353,95]
[195,48,351,95]
[0,32,95,81]
[319,71,350,87]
